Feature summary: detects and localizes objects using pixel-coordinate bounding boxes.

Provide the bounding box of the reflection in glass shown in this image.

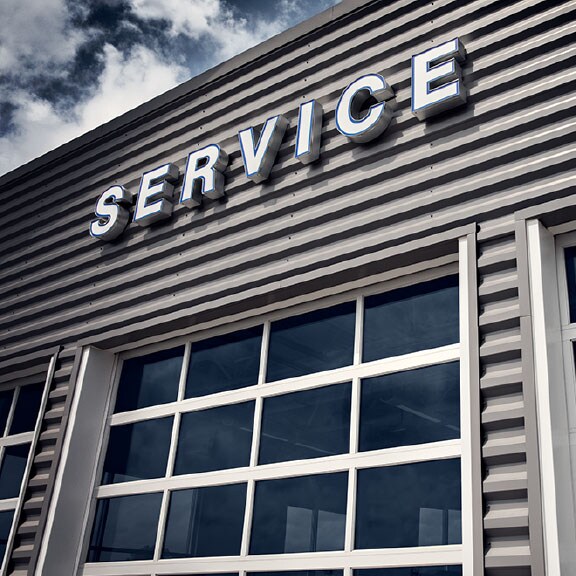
[565,246,576,323]
[162,483,246,558]
[360,362,460,451]
[259,383,351,464]
[267,303,356,382]
[87,493,163,562]
[0,510,14,564]
[102,417,173,484]
[0,391,13,436]
[114,347,184,413]
[0,444,30,499]
[185,327,262,398]
[250,472,347,555]
[174,401,254,474]
[356,459,461,549]
[9,384,43,435]
[363,276,459,362]
[355,568,462,576]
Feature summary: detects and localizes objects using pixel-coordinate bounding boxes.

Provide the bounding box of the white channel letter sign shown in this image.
[295,100,323,164]
[239,115,289,183]
[180,145,228,208]
[336,74,394,143]
[90,38,467,241]
[89,185,131,241]
[411,38,467,121]
[133,163,179,226]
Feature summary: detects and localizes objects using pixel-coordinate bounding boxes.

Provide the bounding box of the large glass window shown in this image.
[87,493,163,562]
[83,271,465,575]
[360,362,460,451]
[356,459,462,549]
[267,303,356,381]
[114,346,185,412]
[259,383,351,464]
[101,417,173,484]
[250,472,348,554]
[174,401,254,474]
[162,483,247,558]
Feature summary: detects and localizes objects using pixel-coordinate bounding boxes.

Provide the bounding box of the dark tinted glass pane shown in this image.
[250,472,347,555]
[115,346,184,413]
[251,572,343,576]
[259,383,351,464]
[363,276,459,362]
[9,384,43,435]
[565,247,576,323]
[0,444,30,499]
[162,483,246,558]
[87,493,162,562]
[174,402,254,475]
[0,510,14,564]
[0,390,13,436]
[267,303,356,382]
[360,362,460,451]
[355,568,462,576]
[356,459,461,549]
[102,417,173,484]
[185,327,262,398]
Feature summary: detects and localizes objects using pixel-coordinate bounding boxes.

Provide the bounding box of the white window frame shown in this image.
[42,239,475,576]
[526,220,576,576]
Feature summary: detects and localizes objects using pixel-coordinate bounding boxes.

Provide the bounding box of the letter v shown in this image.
[238,115,289,184]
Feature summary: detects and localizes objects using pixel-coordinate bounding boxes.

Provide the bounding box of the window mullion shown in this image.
[240,479,256,557]
[344,467,357,553]
[349,376,361,455]
[259,321,271,385]
[354,296,364,366]
[177,343,191,402]
[153,490,170,561]
[3,387,19,437]
[165,412,181,478]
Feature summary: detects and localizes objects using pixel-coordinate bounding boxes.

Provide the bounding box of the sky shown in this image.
[0,0,340,177]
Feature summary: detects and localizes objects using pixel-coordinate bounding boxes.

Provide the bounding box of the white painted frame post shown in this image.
[527,220,576,575]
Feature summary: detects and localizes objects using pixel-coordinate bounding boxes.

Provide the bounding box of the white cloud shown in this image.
[0,0,84,77]
[128,0,320,62]
[0,0,339,176]
[130,0,222,37]
[0,45,188,175]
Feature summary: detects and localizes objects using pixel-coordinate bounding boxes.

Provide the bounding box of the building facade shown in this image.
[0,1,575,575]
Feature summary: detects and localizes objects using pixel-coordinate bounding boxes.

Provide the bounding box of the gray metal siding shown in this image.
[1,0,575,573]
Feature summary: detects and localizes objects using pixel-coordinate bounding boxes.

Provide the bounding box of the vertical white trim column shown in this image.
[459,236,474,576]
[35,347,117,576]
[526,219,576,575]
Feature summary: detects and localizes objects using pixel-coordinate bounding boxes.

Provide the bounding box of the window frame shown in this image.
[72,243,474,576]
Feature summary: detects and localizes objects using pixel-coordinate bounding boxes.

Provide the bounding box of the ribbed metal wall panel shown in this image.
[6,347,78,576]
[1,0,575,573]
[477,233,532,575]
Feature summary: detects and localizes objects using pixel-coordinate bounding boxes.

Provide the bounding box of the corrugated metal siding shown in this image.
[6,347,78,576]
[1,0,576,573]
[478,233,532,575]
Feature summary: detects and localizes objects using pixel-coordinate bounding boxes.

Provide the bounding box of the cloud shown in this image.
[0,45,188,175]
[0,0,85,77]
[130,0,222,37]
[0,0,340,176]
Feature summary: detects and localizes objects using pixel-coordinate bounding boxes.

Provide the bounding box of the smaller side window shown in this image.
[0,381,45,568]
